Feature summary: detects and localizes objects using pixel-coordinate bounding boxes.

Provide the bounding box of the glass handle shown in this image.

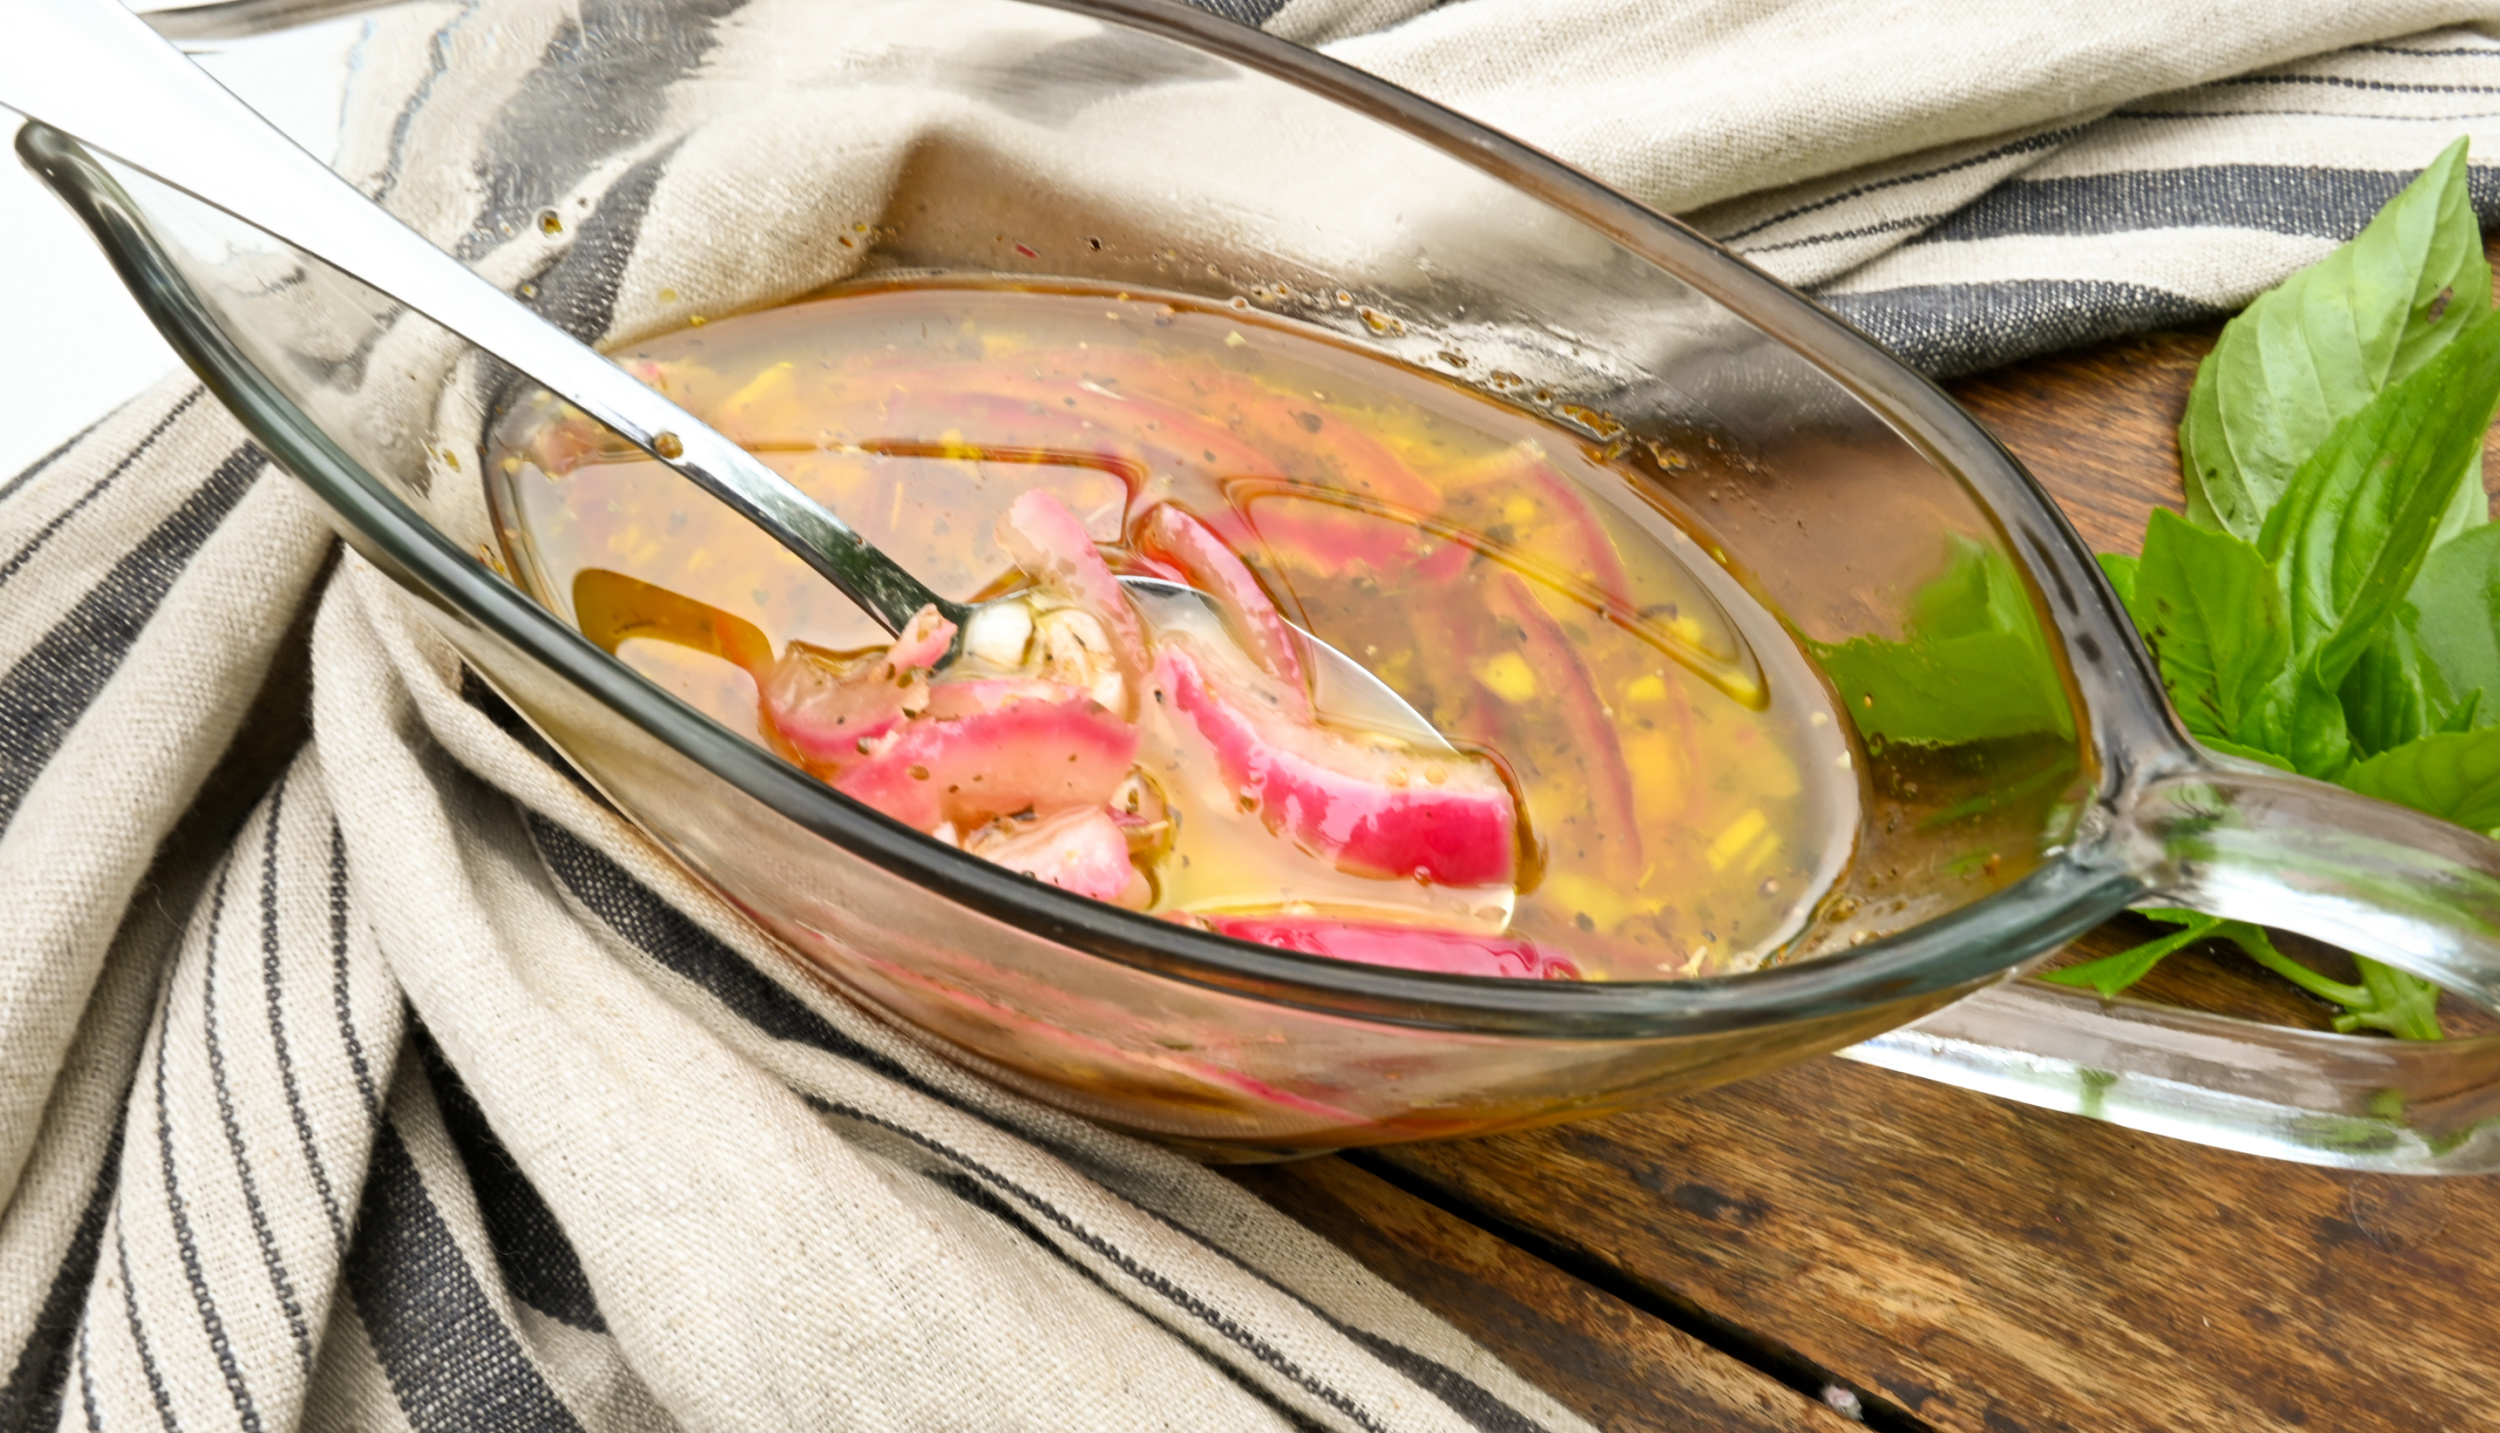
[1842,757,2500,1173]
[2123,759,2500,1011]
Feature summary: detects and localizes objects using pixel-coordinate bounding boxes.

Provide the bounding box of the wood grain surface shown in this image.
[1240,322,2500,1433]
[1228,1158,1863,1432]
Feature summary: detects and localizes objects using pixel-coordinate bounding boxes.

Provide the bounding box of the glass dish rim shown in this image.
[21,0,2195,1040]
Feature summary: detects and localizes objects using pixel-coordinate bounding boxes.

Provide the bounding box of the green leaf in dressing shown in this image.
[2181,137,2489,540]
[1808,536,2075,748]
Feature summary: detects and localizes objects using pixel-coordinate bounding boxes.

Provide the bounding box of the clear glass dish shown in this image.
[31,0,2500,1168]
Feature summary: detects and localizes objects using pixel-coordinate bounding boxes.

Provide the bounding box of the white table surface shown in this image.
[0,12,365,477]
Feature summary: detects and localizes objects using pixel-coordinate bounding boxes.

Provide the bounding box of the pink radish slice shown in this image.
[837,696,1139,831]
[1137,503,1305,700]
[883,605,959,671]
[759,654,909,770]
[969,808,1144,904]
[996,489,1149,691]
[759,604,959,771]
[923,677,1082,721]
[1160,648,1515,889]
[1210,916,1578,980]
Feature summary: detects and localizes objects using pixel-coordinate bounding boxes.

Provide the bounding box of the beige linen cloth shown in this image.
[9,2,2500,1430]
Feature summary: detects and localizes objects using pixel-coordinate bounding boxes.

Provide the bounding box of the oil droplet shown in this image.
[652,432,684,460]
[658,287,679,304]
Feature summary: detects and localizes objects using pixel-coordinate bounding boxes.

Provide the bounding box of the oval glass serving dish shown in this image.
[34,0,2500,1167]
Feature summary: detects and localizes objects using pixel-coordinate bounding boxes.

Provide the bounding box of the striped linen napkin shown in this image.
[8,2,2500,1430]
[1271,0,2500,373]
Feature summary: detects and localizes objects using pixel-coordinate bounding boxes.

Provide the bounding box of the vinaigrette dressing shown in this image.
[487,282,1861,979]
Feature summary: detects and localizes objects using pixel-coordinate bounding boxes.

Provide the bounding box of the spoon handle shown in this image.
[2,0,951,636]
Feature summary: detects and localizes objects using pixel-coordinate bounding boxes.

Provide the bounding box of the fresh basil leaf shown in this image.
[2096,551,2140,618]
[2258,304,2500,693]
[2342,959,2446,1040]
[2439,688,2484,734]
[2342,727,2500,833]
[1810,537,2075,747]
[2339,621,2432,757]
[2260,656,2356,780]
[2181,137,2488,539]
[2129,509,2287,745]
[2407,520,2500,723]
[2042,910,2223,998]
[2199,734,2297,771]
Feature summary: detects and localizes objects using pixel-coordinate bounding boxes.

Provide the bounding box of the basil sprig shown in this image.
[2050,137,2500,1036]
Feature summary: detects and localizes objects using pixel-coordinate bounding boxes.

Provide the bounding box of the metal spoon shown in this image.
[4,0,1452,752]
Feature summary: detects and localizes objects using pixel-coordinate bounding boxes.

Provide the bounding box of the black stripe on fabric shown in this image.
[923,1170,1332,1433]
[0,389,205,593]
[1181,0,1292,26]
[805,1095,1393,1433]
[161,870,269,1433]
[524,814,915,1076]
[523,143,674,344]
[2214,72,2500,96]
[205,838,318,1377]
[2114,106,2500,123]
[408,1026,606,1333]
[1136,1202,1553,1433]
[264,777,349,1252]
[0,414,111,509]
[1714,125,2086,243]
[0,443,269,835]
[1339,1329,1546,1433]
[1737,214,1942,256]
[454,668,606,805]
[1825,279,2227,377]
[364,0,464,210]
[0,1109,129,1433]
[458,0,739,266]
[329,821,385,1129]
[1906,163,2500,246]
[114,1224,180,1433]
[478,141,689,472]
[344,1119,586,1433]
[74,1327,100,1433]
[2356,43,2500,58]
